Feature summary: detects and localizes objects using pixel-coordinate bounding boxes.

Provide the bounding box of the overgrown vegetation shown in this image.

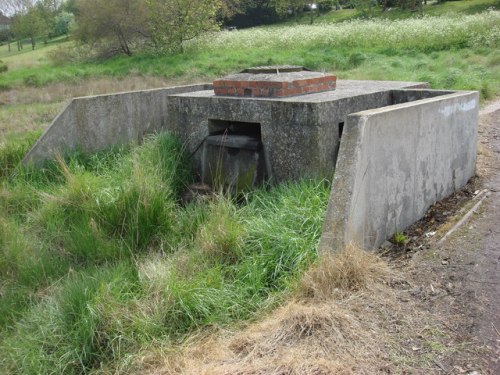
[0,133,330,374]
[0,2,498,373]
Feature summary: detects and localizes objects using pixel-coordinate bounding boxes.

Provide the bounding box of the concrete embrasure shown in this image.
[168,80,431,183]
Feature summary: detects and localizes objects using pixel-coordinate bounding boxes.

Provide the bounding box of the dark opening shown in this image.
[244,88,252,97]
[338,122,344,139]
[208,119,262,138]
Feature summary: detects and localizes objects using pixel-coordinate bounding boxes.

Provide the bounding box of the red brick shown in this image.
[311,77,326,85]
[263,81,280,89]
[288,88,302,96]
[293,79,308,87]
[323,76,337,83]
[214,73,336,97]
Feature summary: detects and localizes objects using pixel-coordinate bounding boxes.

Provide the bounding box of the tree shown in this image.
[11,6,49,50]
[147,0,221,53]
[74,0,150,56]
[270,0,304,17]
[62,0,79,15]
[221,0,280,28]
[53,11,74,37]
[0,28,14,52]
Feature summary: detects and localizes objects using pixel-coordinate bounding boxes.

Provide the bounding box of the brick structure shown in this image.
[213,66,336,98]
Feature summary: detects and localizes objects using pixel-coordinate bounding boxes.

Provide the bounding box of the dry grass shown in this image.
[297,243,392,300]
[0,75,197,107]
[0,102,61,144]
[137,245,450,375]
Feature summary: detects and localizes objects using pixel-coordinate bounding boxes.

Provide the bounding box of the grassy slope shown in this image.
[289,0,500,23]
[0,1,498,96]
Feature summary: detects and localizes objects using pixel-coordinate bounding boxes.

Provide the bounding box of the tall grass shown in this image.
[190,11,500,52]
[0,132,330,374]
[0,131,42,179]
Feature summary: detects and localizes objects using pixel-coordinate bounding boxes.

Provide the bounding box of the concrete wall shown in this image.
[167,94,329,183]
[168,82,429,183]
[319,91,479,252]
[22,80,428,177]
[23,84,211,165]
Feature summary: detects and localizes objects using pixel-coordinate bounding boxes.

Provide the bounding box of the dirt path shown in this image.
[468,101,500,372]
[406,100,500,374]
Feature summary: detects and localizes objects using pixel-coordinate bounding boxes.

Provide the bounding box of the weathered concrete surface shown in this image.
[319,91,479,252]
[23,84,211,165]
[21,78,478,251]
[22,80,429,172]
[169,80,430,183]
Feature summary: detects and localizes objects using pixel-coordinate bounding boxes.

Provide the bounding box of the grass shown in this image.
[0,4,498,373]
[0,132,330,374]
[157,245,449,374]
[0,9,498,99]
[287,0,500,24]
[0,36,69,62]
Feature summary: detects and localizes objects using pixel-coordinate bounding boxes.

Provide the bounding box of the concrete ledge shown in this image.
[319,90,479,252]
[23,84,212,165]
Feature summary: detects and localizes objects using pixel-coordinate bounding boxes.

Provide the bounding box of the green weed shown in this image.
[393,231,407,246]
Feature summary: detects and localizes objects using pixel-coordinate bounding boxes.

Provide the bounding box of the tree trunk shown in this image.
[117,31,132,56]
[31,37,35,50]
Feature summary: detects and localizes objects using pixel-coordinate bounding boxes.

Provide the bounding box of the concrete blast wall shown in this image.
[21,80,478,251]
[23,84,211,164]
[319,91,479,252]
